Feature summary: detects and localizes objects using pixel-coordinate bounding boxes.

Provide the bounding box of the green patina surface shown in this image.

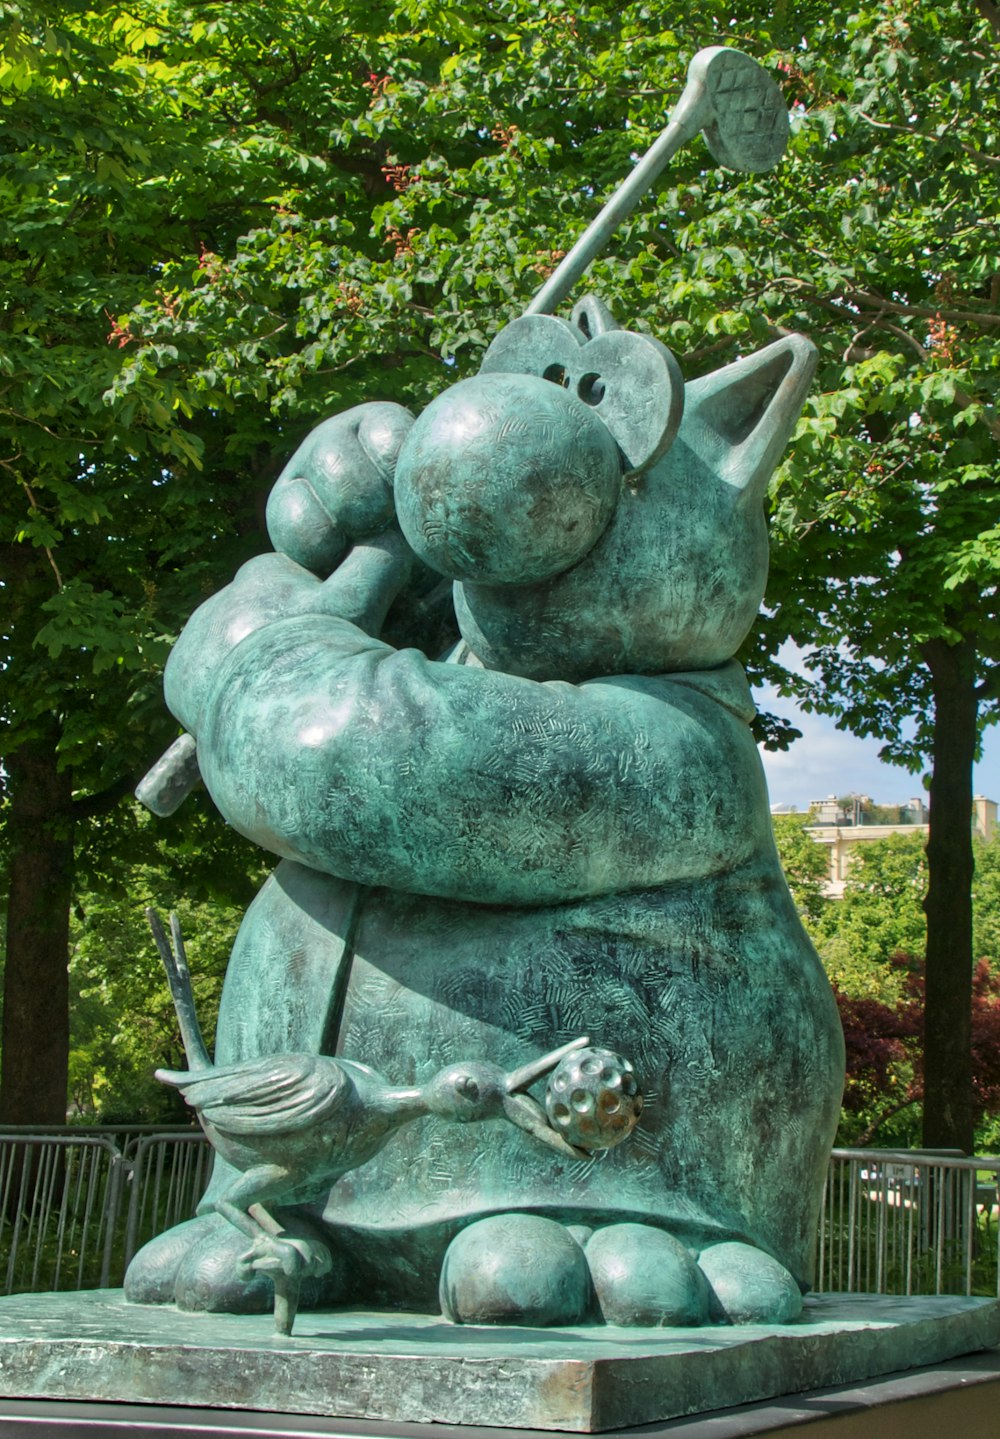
[0,1291,997,1431]
[128,45,846,1336]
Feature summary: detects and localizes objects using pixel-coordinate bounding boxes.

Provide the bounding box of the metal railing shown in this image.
[0,1126,210,1295]
[0,1131,998,1300]
[816,1147,1000,1298]
[123,1130,212,1265]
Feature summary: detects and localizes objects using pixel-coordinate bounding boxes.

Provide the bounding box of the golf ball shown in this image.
[544,1046,642,1151]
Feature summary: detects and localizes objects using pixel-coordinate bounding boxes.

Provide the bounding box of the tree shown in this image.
[5,0,997,1141]
[65,806,267,1122]
[7,0,818,1118]
[802,830,1000,1145]
[0,2,304,1119]
[771,813,830,924]
[744,3,1000,1151]
[834,957,1000,1149]
[834,980,921,1147]
[973,833,1000,964]
[813,833,927,1000]
[114,1,1000,1153]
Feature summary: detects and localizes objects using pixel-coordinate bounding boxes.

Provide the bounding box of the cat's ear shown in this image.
[481,309,684,479]
[479,313,582,381]
[682,335,817,502]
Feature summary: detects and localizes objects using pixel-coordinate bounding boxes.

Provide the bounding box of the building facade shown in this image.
[771,795,997,899]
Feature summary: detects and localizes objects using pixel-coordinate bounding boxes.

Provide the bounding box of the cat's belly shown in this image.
[328,862,843,1287]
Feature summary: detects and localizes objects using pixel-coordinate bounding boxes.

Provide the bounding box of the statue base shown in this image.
[0,1290,995,1433]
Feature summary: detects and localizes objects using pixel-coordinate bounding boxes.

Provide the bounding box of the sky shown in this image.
[754,683,1000,811]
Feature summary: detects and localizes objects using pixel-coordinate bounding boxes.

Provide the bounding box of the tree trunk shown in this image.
[921,635,977,1153]
[0,720,74,1124]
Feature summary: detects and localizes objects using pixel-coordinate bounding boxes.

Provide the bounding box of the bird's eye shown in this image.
[457,1075,480,1100]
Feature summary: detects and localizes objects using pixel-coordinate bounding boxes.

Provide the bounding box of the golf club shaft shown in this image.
[504,1034,590,1094]
[526,74,707,317]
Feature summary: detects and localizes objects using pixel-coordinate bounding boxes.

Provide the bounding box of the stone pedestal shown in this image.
[0,1291,996,1432]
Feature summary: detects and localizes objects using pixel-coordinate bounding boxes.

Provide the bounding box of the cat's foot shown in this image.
[585,1222,711,1325]
[440,1213,591,1326]
[696,1241,803,1323]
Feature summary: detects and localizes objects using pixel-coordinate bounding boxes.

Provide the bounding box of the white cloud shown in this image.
[754,686,1000,810]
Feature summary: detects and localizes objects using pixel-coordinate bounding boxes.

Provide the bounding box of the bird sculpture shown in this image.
[147,908,606,1335]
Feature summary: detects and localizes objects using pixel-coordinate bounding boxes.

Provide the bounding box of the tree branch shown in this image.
[881,321,929,362]
[681,334,742,367]
[20,484,63,590]
[857,1094,919,1147]
[72,771,144,820]
[778,277,1000,330]
[976,665,1000,702]
[857,109,1000,171]
[793,296,1000,441]
[843,286,1000,329]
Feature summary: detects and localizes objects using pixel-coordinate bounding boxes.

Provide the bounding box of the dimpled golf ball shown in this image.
[544,1046,642,1151]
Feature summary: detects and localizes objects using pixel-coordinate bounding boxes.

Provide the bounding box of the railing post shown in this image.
[123,1137,147,1269]
[100,1145,128,1290]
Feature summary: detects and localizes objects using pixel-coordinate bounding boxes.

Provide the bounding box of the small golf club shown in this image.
[526,47,790,317]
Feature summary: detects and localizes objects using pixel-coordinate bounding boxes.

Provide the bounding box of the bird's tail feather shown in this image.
[146,907,212,1071]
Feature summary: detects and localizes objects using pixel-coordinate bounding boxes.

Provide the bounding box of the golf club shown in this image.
[526,46,789,317]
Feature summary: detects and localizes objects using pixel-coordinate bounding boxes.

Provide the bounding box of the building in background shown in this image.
[771,795,997,899]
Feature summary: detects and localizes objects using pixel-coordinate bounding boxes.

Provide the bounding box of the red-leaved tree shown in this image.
[836,957,1000,1149]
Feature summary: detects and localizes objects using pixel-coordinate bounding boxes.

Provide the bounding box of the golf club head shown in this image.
[690,47,789,173]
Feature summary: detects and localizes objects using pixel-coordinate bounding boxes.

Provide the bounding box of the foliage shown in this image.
[814,833,927,1000]
[0,799,267,1122]
[737,0,1000,1149]
[809,830,1000,990]
[771,813,829,924]
[863,804,910,825]
[3,0,998,1132]
[834,977,921,1147]
[834,956,1000,1149]
[69,877,237,1124]
[973,833,1000,964]
[747,5,1000,759]
[783,828,1000,1148]
[104,0,999,1144]
[67,800,267,1123]
[1,0,265,777]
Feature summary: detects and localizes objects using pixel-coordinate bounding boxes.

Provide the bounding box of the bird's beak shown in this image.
[503,1035,590,1094]
[501,1093,590,1160]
